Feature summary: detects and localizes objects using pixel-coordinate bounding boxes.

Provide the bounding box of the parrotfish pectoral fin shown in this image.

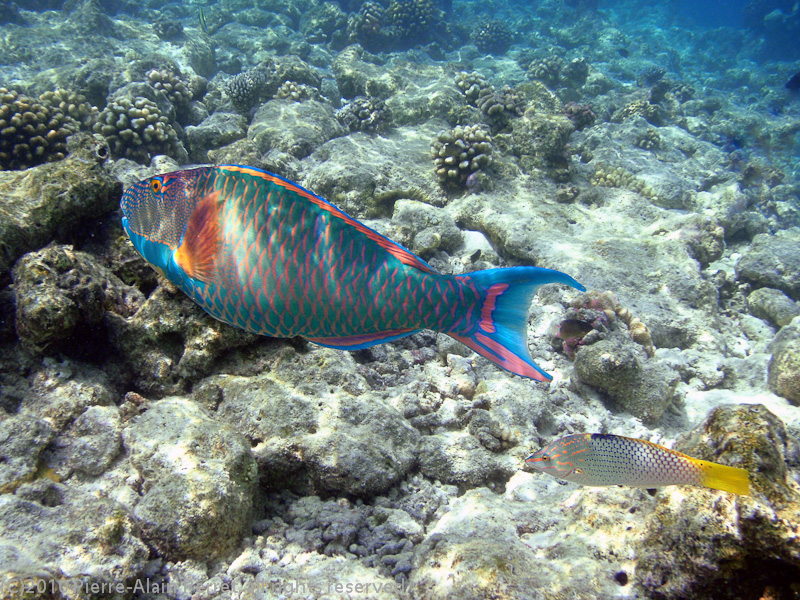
[173,190,221,283]
[306,327,420,350]
[449,267,585,380]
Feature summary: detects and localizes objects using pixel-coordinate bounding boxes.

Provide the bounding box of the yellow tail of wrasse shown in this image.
[526,433,749,496]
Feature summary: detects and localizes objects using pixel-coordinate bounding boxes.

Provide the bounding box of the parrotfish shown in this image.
[120,165,585,380]
[526,433,750,495]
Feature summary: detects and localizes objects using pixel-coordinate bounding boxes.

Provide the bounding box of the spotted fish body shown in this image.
[526,433,749,495]
[120,165,585,380]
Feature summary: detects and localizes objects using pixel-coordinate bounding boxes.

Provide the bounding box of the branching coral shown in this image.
[430,125,493,189]
[92,95,182,163]
[472,20,513,54]
[226,70,267,113]
[146,68,193,119]
[385,0,439,40]
[274,80,320,102]
[0,88,84,170]
[336,96,391,133]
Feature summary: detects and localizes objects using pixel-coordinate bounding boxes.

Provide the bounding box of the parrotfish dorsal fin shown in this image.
[174,190,221,283]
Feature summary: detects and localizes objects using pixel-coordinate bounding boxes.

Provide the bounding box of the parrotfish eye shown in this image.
[150,179,163,193]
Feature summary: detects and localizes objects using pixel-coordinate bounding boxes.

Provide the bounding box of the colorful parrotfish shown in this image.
[120,165,585,380]
[526,433,750,495]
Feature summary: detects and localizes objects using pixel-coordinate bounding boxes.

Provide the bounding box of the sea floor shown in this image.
[0,0,799,598]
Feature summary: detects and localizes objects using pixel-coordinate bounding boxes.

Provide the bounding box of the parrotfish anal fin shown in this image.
[449,266,585,381]
[306,328,420,350]
[218,165,437,274]
[173,190,221,283]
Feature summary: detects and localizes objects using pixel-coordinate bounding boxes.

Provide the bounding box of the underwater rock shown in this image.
[0,414,53,493]
[105,285,258,396]
[123,397,257,561]
[747,287,800,328]
[303,123,445,218]
[332,45,396,99]
[22,361,116,431]
[409,488,551,600]
[391,199,463,255]
[573,334,680,424]
[0,133,118,276]
[767,319,800,405]
[736,228,800,301]
[55,405,122,478]
[13,245,144,353]
[0,480,148,588]
[249,99,346,159]
[636,404,800,599]
[417,431,515,487]
[212,362,420,497]
[509,109,573,179]
[185,111,248,162]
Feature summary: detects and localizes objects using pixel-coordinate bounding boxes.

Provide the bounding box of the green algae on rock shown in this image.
[0,133,119,277]
[13,244,144,353]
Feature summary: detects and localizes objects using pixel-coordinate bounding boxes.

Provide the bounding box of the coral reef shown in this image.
[346,1,387,49]
[562,101,596,130]
[611,99,663,126]
[92,85,185,163]
[274,80,320,101]
[226,70,268,113]
[0,88,81,170]
[385,0,439,41]
[455,70,491,105]
[472,20,514,54]
[430,124,493,189]
[527,56,564,88]
[474,85,525,125]
[336,95,391,133]
[145,67,193,119]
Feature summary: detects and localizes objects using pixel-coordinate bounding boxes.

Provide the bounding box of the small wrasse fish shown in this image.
[120,165,585,380]
[526,433,750,495]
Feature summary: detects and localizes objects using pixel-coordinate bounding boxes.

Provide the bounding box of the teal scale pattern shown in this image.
[183,168,483,339]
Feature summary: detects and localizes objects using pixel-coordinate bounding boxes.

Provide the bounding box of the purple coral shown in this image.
[562,101,596,131]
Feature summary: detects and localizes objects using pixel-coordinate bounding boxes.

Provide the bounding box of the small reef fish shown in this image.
[198,7,209,35]
[120,165,585,380]
[526,433,750,495]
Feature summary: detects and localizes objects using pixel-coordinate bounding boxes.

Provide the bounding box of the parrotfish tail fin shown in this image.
[448,267,585,381]
[697,460,750,495]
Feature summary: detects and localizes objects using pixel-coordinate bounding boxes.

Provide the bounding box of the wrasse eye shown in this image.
[539,454,550,461]
[151,179,163,193]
